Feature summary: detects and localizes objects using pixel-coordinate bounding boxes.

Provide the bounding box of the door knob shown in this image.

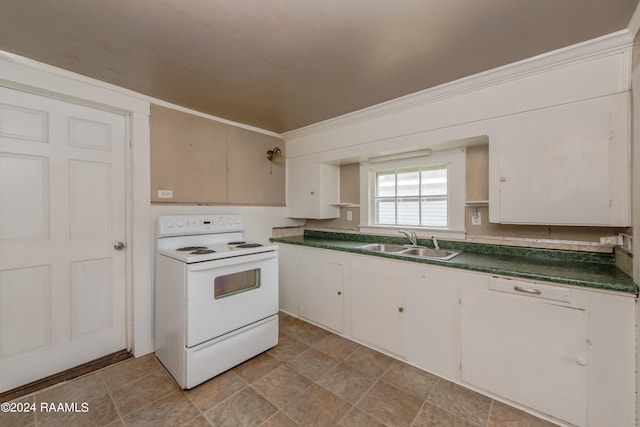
[114,242,125,250]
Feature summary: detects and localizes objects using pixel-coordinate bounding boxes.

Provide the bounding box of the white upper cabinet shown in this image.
[286,161,339,219]
[489,92,630,226]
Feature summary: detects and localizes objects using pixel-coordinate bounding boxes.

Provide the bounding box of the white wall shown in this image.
[283,31,632,165]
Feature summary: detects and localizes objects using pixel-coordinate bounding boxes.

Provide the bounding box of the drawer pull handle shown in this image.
[514,286,542,295]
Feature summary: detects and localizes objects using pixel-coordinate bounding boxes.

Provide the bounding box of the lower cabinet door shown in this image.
[298,255,344,333]
[351,258,406,357]
[461,289,588,426]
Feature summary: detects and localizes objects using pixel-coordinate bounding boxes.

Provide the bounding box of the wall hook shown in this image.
[266,146,281,161]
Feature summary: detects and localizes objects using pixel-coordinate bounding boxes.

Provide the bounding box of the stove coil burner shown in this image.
[176,246,208,252]
[176,246,216,255]
[190,249,216,255]
[227,241,246,245]
[235,243,263,249]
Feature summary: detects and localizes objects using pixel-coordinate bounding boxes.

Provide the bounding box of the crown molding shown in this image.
[283,30,634,140]
[0,50,281,138]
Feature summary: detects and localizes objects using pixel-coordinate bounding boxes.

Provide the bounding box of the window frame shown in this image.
[374,164,450,227]
[359,147,467,239]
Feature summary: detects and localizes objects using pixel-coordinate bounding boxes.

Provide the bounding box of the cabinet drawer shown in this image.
[489,276,570,303]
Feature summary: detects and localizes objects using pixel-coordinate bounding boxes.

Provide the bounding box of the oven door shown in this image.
[185,251,278,347]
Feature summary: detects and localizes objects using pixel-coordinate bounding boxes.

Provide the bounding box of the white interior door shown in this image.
[0,86,127,393]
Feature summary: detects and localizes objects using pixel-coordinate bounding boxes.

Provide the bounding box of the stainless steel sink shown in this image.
[356,243,461,260]
[401,247,461,260]
[356,243,407,253]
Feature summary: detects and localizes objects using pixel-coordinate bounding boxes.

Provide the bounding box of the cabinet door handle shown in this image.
[337,291,342,296]
[398,307,404,313]
[514,285,542,295]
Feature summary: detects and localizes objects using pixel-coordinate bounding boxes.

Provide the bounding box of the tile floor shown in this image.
[1,313,557,427]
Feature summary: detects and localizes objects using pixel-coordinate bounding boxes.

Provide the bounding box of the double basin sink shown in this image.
[356,243,461,261]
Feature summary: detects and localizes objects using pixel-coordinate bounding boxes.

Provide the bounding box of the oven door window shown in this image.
[214,268,261,299]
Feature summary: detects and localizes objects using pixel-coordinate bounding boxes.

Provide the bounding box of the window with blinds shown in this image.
[375,166,448,227]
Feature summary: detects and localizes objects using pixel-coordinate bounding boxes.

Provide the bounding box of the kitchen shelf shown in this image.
[465,200,489,206]
[330,203,360,207]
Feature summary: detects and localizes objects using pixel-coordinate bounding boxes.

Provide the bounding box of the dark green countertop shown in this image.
[271,231,638,295]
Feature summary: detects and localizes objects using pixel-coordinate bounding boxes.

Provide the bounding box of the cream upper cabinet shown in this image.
[489,93,630,226]
[286,161,339,219]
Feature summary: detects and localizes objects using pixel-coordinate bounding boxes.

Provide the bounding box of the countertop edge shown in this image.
[271,236,638,295]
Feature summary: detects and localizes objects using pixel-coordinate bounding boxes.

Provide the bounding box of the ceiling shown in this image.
[1,0,638,134]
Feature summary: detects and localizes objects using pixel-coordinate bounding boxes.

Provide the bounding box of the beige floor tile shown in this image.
[337,406,386,427]
[252,365,312,408]
[357,380,423,427]
[35,372,106,406]
[267,334,310,362]
[287,348,340,381]
[279,315,311,336]
[204,387,277,426]
[413,402,477,427]
[0,396,36,427]
[317,363,376,403]
[427,379,492,426]
[487,400,558,427]
[313,334,361,360]
[184,370,247,411]
[343,345,395,377]
[122,391,200,426]
[232,352,282,383]
[284,383,351,427]
[100,354,163,390]
[36,393,119,427]
[179,414,212,427]
[260,410,299,427]
[34,372,119,426]
[381,360,439,400]
[110,369,179,416]
[285,321,333,345]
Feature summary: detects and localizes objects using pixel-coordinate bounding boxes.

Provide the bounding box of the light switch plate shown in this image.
[158,189,173,199]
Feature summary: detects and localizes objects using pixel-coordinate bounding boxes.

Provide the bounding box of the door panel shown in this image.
[0,86,127,393]
[0,153,48,240]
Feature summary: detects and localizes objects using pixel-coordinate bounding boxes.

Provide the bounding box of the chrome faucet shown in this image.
[399,230,418,247]
[430,235,439,250]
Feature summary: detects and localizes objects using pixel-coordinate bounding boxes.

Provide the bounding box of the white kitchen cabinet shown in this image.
[277,242,636,426]
[277,244,299,315]
[298,255,344,333]
[489,92,630,226]
[286,162,339,219]
[404,264,487,380]
[350,256,406,357]
[461,277,588,426]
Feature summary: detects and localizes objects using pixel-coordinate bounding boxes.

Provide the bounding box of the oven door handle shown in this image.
[188,251,277,272]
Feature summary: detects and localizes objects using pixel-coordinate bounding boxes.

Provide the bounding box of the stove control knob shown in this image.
[165,221,174,228]
[176,220,185,227]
